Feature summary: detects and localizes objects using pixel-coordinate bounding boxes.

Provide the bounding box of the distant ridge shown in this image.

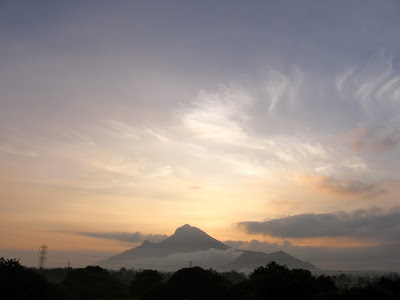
[97,224,319,272]
[229,250,320,272]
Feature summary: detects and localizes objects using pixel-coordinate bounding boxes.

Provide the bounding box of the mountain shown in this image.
[229,250,320,272]
[97,224,229,269]
[97,224,319,272]
[157,224,229,252]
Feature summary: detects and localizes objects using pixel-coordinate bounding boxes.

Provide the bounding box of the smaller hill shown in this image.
[228,250,320,272]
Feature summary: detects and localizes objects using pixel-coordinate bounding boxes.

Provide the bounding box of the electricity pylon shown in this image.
[37,244,48,269]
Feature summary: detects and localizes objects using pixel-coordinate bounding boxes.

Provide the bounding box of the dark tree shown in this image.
[162,266,231,300]
[130,269,164,299]
[0,257,49,300]
[378,276,400,295]
[230,261,337,300]
[113,267,137,284]
[221,270,247,284]
[63,265,128,299]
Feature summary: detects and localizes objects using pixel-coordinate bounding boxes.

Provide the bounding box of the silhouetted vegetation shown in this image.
[160,266,231,299]
[63,265,128,299]
[229,262,337,299]
[130,269,164,299]
[2,257,400,299]
[0,257,66,300]
[221,269,247,284]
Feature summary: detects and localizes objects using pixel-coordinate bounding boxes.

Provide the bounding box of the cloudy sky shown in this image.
[1,1,400,269]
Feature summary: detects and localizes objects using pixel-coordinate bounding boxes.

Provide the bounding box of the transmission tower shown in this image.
[37,244,48,269]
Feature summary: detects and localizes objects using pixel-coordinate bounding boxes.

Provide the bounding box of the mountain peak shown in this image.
[174,224,201,234]
[176,224,193,230]
[171,224,213,240]
[158,224,229,252]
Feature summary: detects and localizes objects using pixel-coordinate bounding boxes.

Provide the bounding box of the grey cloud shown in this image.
[319,177,384,197]
[224,239,292,253]
[345,124,400,153]
[372,129,400,152]
[238,207,400,241]
[77,231,169,244]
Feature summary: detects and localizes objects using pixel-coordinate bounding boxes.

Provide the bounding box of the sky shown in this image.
[1,0,400,270]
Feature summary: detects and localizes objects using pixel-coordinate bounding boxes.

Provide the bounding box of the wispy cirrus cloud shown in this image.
[337,51,400,110]
[55,128,95,146]
[179,80,363,180]
[264,68,303,112]
[181,85,253,144]
[106,120,141,140]
[90,155,174,179]
[0,144,37,157]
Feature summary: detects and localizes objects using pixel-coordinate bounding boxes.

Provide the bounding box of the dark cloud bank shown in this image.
[238,207,400,241]
[236,207,400,269]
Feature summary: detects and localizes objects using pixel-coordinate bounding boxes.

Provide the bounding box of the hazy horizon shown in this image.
[1,1,400,272]
[2,224,400,272]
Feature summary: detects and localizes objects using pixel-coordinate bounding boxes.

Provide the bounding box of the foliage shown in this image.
[221,270,247,284]
[0,257,64,300]
[130,269,164,299]
[160,266,231,300]
[63,265,128,299]
[40,267,70,283]
[3,258,400,299]
[112,266,137,284]
[230,261,337,299]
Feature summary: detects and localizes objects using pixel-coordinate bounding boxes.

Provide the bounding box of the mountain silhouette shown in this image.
[229,250,320,272]
[98,225,229,268]
[158,224,229,252]
[97,224,319,272]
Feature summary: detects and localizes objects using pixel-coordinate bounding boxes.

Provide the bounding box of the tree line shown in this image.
[1,257,400,299]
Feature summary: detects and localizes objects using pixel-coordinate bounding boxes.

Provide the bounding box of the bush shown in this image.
[63,265,128,299]
[0,257,50,300]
